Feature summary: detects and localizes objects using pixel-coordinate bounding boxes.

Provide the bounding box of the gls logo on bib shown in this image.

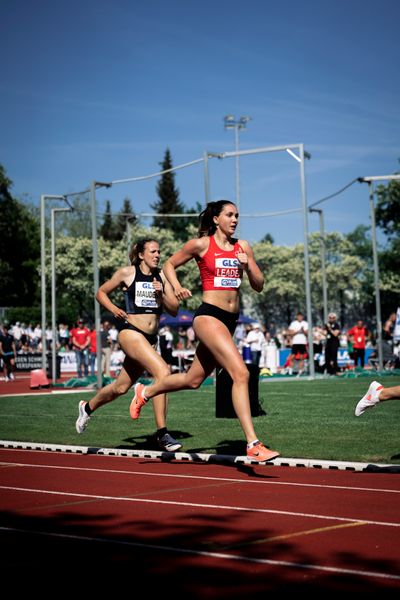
[214,257,241,287]
[135,281,157,307]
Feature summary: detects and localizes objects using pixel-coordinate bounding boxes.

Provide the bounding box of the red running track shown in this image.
[0,447,399,597]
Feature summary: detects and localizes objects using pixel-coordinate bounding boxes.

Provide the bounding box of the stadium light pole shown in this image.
[223,115,252,236]
[90,180,112,390]
[299,145,314,378]
[203,151,210,203]
[309,208,328,324]
[284,146,314,377]
[40,194,70,372]
[50,206,72,385]
[126,214,136,260]
[367,180,383,371]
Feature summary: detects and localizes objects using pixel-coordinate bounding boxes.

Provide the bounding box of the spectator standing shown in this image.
[58,323,70,350]
[177,327,187,349]
[45,325,53,351]
[158,325,174,368]
[288,312,309,375]
[89,324,97,376]
[312,325,325,373]
[70,318,91,378]
[323,312,341,375]
[25,323,35,349]
[100,320,112,377]
[186,325,196,350]
[108,324,118,350]
[233,322,246,350]
[383,312,396,349]
[11,322,23,350]
[0,325,17,381]
[245,323,265,366]
[19,323,29,349]
[32,323,42,349]
[347,319,370,368]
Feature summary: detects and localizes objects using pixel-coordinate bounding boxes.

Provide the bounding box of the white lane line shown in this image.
[1,525,399,582]
[1,485,399,528]
[1,460,399,494]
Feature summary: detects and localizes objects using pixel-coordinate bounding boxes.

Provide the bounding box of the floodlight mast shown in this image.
[51,206,72,384]
[203,151,210,203]
[91,181,112,390]
[223,115,252,236]
[298,144,314,377]
[40,194,70,372]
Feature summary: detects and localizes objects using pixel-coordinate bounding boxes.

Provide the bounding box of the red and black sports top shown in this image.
[196,235,243,291]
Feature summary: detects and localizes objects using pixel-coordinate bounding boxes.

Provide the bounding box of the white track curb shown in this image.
[0,440,398,472]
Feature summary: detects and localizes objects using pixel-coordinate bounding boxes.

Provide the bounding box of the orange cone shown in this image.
[30,369,50,389]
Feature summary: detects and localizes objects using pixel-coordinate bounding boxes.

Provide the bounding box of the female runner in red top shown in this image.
[130,200,280,463]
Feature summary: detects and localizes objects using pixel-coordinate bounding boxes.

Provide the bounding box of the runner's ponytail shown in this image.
[198,200,233,237]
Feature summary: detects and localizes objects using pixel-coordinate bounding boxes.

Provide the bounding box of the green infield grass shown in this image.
[0,375,399,464]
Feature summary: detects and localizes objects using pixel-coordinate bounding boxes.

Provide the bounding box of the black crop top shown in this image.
[123,267,163,315]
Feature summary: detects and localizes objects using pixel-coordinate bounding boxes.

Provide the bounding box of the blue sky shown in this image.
[1,0,399,246]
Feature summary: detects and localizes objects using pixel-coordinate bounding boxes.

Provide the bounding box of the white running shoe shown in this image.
[76,400,91,433]
[355,381,383,416]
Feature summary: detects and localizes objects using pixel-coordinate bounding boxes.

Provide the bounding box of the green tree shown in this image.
[99,200,116,241]
[49,236,127,320]
[260,232,274,244]
[343,225,375,322]
[378,235,400,316]
[375,177,400,316]
[99,197,137,242]
[311,232,365,326]
[245,233,365,328]
[345,224,372,260]
[151,148,191,241]
[56,193,92,238]
[0,164,40,307]
[115,197,136,241]
[376,178,400,238]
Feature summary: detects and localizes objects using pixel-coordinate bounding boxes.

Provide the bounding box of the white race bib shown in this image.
[214,257,241,288]
[135,281,158,308]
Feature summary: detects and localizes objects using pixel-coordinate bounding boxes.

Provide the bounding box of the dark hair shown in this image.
[197,200,236,238]
[129,238,158,265]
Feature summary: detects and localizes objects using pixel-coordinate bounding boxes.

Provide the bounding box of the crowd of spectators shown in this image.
[233,312,399,374]
[1,310,399,379]
[0,321,120,354]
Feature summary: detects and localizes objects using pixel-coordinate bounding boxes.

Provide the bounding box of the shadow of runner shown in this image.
[1,508,398,598]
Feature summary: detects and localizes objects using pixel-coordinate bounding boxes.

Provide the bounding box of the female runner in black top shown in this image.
[75,238,181,452]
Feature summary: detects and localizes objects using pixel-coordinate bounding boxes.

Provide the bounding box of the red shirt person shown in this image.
[70,319,91,378]
[347,319,369,368]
